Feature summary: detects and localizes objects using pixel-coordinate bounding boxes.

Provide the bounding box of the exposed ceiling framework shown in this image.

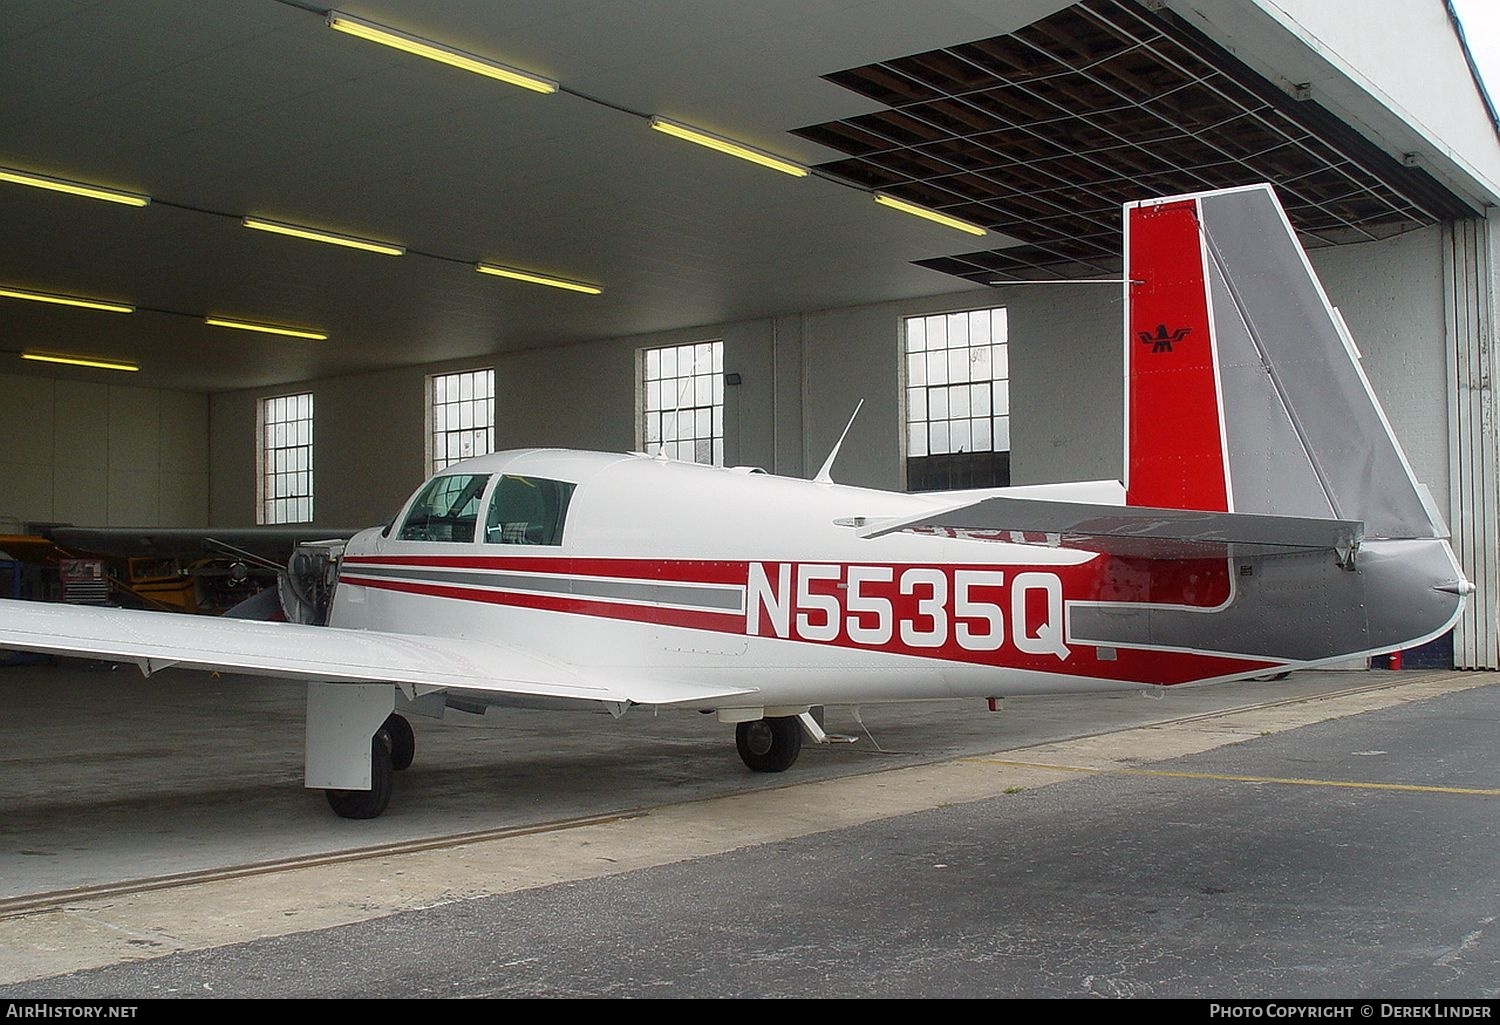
[795,0,1479,283]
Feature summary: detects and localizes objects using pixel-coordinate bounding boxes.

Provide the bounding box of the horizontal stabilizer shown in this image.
[860,496,1363,560]
[0,600,754,708]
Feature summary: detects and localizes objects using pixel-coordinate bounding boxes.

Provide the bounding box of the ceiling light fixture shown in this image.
[242,216,405,256]
[0,286,134,313]
[243,216,405,255]
[205,317,328,341]
[648,117,808,177]
[873,193,988,237]
[325,11,558,93]
[475,263,602,295]
[21,352,139,372]
[0,166,150,207]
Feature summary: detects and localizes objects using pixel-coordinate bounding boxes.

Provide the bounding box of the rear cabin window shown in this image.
[484,475,575,546]
[398,474,491,543]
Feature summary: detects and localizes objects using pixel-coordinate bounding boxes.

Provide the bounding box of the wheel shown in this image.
[381,713,415,771]
[325,734,393,819]
[736,716,803,773]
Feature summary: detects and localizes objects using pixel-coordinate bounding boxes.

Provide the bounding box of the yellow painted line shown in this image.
[967,758,1500,797]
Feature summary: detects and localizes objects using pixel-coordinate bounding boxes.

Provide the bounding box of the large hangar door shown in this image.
[1445,216,1500,669]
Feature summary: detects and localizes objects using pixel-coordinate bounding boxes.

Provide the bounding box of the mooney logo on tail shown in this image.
[1138,324,1191,353]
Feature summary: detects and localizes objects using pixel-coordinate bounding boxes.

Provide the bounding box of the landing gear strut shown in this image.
[736,715,802,773]
[325,734,393,819]
[324,713,412,819]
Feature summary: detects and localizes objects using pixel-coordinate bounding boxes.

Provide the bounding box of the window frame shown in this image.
[899,305,1011,492]
[425,367,496,476]
[256,392,314,525]
[636,339,725,466]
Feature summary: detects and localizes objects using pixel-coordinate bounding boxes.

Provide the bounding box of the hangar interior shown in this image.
[2,0,1499,665]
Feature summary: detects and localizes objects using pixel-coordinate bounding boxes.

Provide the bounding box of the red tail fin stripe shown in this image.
[1125,198,1232,513]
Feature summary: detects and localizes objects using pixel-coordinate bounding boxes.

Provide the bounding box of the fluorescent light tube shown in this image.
[475,263,602,295]
[205,317,328,341]
[0,286,134,313]
[0,167,150,207]
[22,352,139,372]
[242,217,405,256]
[648,117,808,177]
[874,193,987,236]
[326,11,558,93]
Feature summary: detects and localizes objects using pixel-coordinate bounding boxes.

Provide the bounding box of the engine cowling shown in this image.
[279,540,346,625]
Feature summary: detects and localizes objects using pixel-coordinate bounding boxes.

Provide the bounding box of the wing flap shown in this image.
[860,496,1363,560]
[0,600,752,707]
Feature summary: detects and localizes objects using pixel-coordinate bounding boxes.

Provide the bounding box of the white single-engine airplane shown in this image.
[0,184,1470,818]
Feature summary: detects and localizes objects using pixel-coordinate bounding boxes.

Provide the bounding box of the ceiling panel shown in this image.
[794,0,1478,284]
[3,0,1066,391]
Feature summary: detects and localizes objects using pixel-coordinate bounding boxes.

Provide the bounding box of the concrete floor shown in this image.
[0,660,1495,996]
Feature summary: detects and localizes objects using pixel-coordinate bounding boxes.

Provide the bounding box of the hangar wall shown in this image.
[204,222,1447,536]
[0,374,208,531]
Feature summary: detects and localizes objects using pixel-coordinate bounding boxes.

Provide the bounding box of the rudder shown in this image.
[1124,184,1443,540]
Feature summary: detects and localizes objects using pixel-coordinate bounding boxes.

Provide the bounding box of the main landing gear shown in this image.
[736,715,803,773]
[326,713,415,819]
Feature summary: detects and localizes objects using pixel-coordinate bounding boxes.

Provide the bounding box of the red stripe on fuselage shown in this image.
[339,574,744,633]
[1127,198,1229,512]
[341,554,745,585]
[340,555,1274,685]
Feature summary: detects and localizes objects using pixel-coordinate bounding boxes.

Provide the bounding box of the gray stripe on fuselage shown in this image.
[343,564,745,612]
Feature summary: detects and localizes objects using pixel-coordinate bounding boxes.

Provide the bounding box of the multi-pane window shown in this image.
[641,340,723,465]
[903,307,1011,491]
[428,369,494,474]
[259,393,314,524]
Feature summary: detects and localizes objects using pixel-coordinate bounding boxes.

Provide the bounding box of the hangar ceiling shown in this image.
[797,0,1478,283]
[0,0,1484,392]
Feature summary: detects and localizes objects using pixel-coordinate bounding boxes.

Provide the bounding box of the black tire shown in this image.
[326,735,394,819]
[736,716,803,773]
[381,713,415,771]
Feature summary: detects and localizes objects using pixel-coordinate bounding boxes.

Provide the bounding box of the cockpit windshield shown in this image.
[397,474,491,543]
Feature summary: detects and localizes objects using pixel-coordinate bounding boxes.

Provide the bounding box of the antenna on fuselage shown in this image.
[813,399,864,485]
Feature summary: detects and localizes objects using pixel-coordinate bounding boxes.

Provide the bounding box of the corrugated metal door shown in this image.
[1444,216,1499,669]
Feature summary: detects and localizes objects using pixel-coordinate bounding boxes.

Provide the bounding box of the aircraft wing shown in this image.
[37,525,368,564]
[859,496,1364,560]
[0,599,752,707]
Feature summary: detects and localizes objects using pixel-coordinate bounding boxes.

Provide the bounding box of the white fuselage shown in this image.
[329,449,1296,708]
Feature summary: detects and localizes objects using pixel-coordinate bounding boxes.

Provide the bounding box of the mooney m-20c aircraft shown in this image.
[0,184,1470,818]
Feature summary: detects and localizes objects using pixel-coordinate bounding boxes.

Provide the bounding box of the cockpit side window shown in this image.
[484,475,575,546]
[397,474,491,543]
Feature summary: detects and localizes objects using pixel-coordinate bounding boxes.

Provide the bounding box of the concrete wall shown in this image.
[0,374,208,531]
[203,280,1128,528]
[209,365,427,530]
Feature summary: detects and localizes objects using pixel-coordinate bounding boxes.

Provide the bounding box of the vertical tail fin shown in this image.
[1124,184,1442,540]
